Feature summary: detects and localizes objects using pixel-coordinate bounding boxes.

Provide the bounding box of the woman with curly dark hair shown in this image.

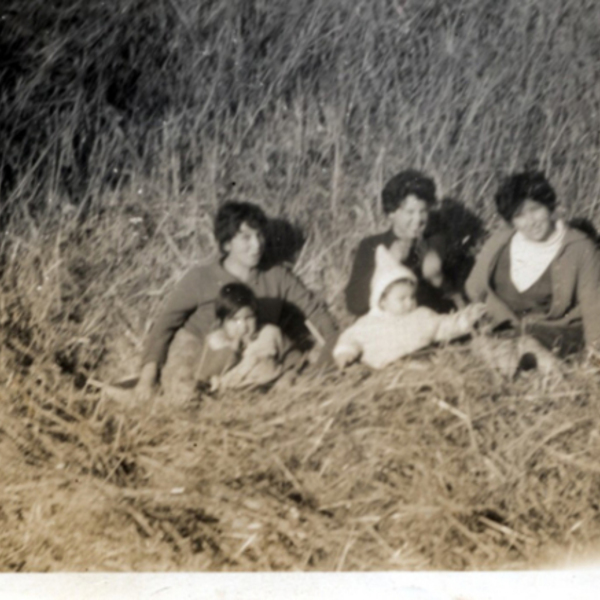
[344,169,452,316]
[466,171,600,358]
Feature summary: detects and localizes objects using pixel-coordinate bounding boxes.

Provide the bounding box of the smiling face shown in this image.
[222,305,257,346]
[223,222,264,271]
[379,280,417,316]
[511,199,556,242]
[388,195,430,241]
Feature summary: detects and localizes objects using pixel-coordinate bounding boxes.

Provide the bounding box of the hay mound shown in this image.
[3,343,600,571]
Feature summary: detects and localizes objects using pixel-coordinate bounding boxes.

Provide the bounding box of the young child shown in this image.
[135,201,337,404]
[334,245,485,370]
[195,283,285,392]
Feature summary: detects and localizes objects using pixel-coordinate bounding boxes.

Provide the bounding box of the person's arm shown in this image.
[465,227,512,302]
[247,324,285,360]
[465,247,490,302]
[575,240,600,350]
[277,266,338,348]
[218,326,284,389]
[140,267,209,371]
[344,238,375,316]
[332,328,362,370]
[432,303,486,343]
[136,269,208,402]
[134,361,158,403]
[195,330,239,382]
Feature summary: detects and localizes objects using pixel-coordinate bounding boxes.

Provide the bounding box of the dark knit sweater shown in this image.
[466,224,600,350]
[344,230,449,316]
[141,260,337,367]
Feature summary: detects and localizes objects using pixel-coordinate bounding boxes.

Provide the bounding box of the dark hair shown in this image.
[381,170,437,214]
[215,283,258,323]
[214,201,268,255]
[495,171,556,222]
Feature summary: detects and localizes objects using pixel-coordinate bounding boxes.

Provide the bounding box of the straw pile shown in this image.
[2,337,600,571]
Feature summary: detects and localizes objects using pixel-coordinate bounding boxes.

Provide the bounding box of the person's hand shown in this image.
[464,302,488,327]
[209,375,221,393]
[334,350,356,371]
[134,362,158,403]
[242,358,282,387]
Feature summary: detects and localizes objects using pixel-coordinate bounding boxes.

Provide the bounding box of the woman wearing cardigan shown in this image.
[466,171,600,357]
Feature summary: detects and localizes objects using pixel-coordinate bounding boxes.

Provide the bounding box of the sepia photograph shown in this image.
[1,0,600,595]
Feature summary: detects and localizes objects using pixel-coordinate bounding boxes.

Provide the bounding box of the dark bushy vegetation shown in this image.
[3,0,600,213]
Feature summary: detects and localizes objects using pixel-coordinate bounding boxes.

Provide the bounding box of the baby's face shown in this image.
[223,306,257,346]
[379,281,416,316]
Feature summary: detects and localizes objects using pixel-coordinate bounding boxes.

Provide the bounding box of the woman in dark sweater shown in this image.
[135,201,337,402]
[345,169,451,316]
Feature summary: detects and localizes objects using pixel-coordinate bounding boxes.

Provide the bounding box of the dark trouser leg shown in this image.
[160,329,204,403]
[524,321,585,358]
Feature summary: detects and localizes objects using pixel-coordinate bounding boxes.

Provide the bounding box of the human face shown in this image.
[379,281,417,316]
[223,306,257,346]
[511,199,555,242]
[389,195,429,241]
[224,222,264,270]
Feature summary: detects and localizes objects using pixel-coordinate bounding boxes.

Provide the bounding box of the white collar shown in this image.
[510,219,566,292]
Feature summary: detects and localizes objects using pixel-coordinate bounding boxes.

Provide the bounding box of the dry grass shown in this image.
[1,0,600,572]
[2,346,600,571]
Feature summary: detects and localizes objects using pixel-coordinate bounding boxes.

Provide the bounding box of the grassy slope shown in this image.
[1,0,600,571]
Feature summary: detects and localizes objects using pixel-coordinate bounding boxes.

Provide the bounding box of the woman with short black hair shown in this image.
[466,171,600,355]
[135,201,337,403]
[344,169,451,316]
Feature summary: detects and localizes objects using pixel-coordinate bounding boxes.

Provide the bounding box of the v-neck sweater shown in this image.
[466,224,600,349]
[492,243,553,317]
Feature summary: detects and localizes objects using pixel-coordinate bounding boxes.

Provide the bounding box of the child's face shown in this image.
[224,222,264,270]
[223,306,257,345]
[379,281,416,316]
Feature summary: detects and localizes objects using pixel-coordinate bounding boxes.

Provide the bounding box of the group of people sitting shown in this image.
[135,169,600,402]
